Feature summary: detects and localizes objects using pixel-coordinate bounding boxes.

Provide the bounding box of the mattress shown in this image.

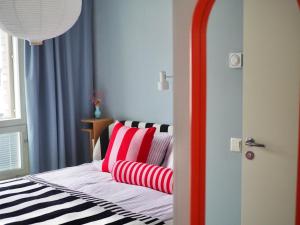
[35,161,173,223]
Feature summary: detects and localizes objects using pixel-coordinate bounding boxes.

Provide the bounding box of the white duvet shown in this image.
[36,161,173,222]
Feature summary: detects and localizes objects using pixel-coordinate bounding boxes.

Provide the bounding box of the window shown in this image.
[0,131,21,171]
[0,31,15,120]
[0,32,28,180]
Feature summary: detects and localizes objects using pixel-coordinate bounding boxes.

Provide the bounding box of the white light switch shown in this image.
[229,52,243,68]
[230,138,242,152]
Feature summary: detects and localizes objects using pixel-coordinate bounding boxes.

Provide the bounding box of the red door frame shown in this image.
[190,0,215,224]
[190,1,300,225]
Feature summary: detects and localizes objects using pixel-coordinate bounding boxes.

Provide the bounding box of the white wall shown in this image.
[173,0,196,224]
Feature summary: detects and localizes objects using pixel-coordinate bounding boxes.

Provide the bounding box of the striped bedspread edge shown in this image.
[0,176,165,225]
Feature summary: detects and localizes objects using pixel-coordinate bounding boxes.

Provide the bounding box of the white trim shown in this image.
[0,39,27,128]
[0,39,28,180]
[0,125,29,180]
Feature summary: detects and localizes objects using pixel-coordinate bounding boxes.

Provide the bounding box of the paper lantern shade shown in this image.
[0,0,82,45]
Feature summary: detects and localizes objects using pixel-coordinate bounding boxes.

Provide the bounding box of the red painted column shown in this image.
[190,1,215,225]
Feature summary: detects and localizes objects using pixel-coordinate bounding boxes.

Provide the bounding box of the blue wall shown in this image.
[93,0,173,124]
[206,0,243,225]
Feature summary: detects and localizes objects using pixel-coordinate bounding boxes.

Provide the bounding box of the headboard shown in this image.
[97,120,173,159]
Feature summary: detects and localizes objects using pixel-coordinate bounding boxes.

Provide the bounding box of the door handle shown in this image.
[245,138,266,148]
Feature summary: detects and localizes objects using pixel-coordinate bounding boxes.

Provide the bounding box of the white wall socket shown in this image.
[230,138,242,152]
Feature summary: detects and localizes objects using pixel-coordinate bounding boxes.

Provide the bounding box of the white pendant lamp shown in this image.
[0,0,82,45]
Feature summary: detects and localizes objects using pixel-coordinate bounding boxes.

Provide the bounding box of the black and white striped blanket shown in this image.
[0,176,165,225]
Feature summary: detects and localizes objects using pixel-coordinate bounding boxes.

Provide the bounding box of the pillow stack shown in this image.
[99,121,174,194]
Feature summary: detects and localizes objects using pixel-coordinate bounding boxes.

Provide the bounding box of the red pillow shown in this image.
[112,160,174,194]
[102,122,156,172]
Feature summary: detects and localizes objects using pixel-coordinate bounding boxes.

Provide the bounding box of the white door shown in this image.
[242,1,300,225]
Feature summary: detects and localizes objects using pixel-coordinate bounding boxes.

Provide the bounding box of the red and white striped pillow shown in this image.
[112,160,174,194]
[101,122,156,172]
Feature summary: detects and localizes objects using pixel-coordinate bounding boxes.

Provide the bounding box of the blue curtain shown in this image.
[25,0,94,174]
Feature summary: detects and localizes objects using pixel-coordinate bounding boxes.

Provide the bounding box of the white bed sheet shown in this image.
[36,161,173,222]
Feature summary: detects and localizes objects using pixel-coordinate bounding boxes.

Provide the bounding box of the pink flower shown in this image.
[91,90,103,107]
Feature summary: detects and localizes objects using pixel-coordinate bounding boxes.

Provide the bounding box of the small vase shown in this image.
[94,106,102,119]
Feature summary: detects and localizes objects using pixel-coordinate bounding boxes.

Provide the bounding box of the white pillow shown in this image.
[93,137,102,161]
[162,138,174,169]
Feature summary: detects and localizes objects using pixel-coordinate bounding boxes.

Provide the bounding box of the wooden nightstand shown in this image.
[81,118,114,159]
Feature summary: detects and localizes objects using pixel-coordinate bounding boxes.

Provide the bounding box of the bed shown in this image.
[0,121,174,225]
